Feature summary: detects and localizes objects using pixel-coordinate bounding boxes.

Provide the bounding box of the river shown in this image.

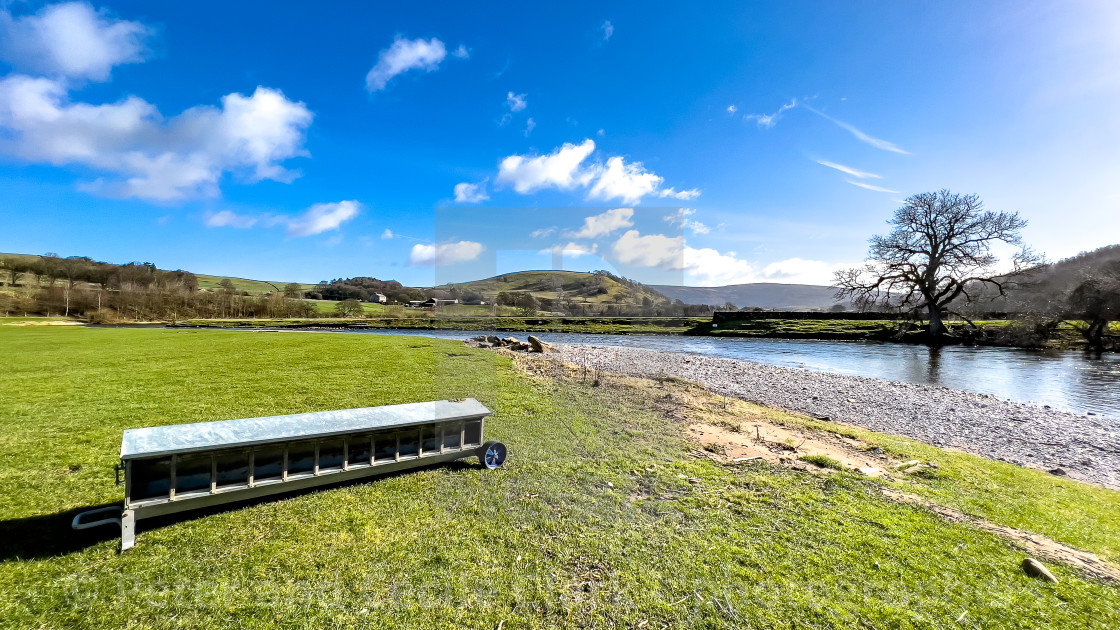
[322,328,1120,419]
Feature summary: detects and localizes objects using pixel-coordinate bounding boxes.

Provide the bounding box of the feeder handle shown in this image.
[114,461,124,486]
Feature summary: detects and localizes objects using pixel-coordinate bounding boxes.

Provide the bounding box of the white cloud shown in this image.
[804,105,909,154]
[745,98,797,129]
[541,242,598,258]
[524,117,535,137]
[286,200,361,237]
[205,210,258,229]
[0,2,151,81]
[496,138,596,193]
[596,128,605,137]
[611,230,684,269]
[657,187,701,200]
[846,180,900,194]
[381,228,394,239]
[758,257,850,285]
[506,91,527,112]
[601,20,614,41]
[0,76,313,200]
[566,207,634,239]
[453,179,489,203]
[409,240,485,266]
[681,250,848,286]
[495,138,687,204]
[664,208,710,235]
[816,160,881,179]
[727,105,737,114]
[683,247,755,286]
[530,227,556,238]
[365,36,447,92]
[587,156,662,204]
[451,45,469,59]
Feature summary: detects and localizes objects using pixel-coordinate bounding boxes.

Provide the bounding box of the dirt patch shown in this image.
[882,487,1120,582]
[505,349,1120,584]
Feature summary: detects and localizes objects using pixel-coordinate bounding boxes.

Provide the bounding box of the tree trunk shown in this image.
[927,305,946,339]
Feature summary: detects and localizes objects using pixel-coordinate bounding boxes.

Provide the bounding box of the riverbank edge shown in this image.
[551,343,1119,490]
[156,316,1113,351]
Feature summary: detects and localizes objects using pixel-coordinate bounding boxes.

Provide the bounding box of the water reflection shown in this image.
[335,328,1120,420]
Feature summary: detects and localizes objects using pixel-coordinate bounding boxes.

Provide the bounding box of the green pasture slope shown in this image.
[1,326,1117,628]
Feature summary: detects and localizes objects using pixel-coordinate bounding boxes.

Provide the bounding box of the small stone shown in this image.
[606,482,614,489]
[1021,557,1058,583]
[894,460,921,469]
[1048,468,1067,476]
[902,464,924,474]
[857,467,881,476]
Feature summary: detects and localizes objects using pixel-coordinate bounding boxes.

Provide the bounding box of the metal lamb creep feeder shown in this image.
[72,399,506,551]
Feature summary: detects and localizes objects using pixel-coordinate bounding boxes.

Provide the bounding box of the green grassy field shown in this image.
[174,316,711,335]
[435,270,670,307]
[194,275,316,295]
[0,327,1117,628]
[305,299,388,315]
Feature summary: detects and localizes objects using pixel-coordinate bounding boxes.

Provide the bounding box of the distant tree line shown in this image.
[0,255,316,321]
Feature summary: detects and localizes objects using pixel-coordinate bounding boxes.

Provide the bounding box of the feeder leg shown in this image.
[120,510,136,552]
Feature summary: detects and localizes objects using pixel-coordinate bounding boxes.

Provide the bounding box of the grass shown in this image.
[194,275,315,295]
[174,316,711,335]
[800,454,844,470]
[305,299,388,315]
[0,327,1117,628]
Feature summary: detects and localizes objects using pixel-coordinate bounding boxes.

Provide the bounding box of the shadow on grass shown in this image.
[0,460,482,561]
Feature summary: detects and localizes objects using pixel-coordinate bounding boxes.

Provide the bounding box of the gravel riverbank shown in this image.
[554,344,1120,490]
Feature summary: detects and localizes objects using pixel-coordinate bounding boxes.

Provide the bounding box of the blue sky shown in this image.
[1,1,1118,286]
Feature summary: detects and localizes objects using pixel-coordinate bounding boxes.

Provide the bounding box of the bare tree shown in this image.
[1066,261,1120,351]
[834,190,1042,339]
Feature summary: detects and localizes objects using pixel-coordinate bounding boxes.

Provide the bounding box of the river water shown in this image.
[326,328,1120,418]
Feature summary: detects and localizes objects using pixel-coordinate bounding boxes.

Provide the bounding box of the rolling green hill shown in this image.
[434,270,670,307]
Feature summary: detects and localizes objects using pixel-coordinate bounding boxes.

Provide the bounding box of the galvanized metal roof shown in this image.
[120,398,491,459]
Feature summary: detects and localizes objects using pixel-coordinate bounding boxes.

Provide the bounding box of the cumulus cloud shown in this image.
[541,242,598,258]
[847,180,900,194]
[495,139,689,204]
[409,240,485,266]
[587,156,662,205]
[816,160,881,179]
[0,76,313,200]
[657,187,701,200]
[286,200,361,237]
[745,98,797,129]
[727,105,737,114]
[451,45,470,59]
[205,210,258,229]
[496,138,596,193]
[611,230,684,269]
[453,179,489,203]
[506,91,527,112]
[365,36,448,92]
[566,207,634,239]
[682,247,755,286]
[758,257,850,284]
[682,251,850,286]
[0,2,151,81]
[530,227,556,238]
[664,208,709,235]
[381,228,394,239]
[601,20,614,41]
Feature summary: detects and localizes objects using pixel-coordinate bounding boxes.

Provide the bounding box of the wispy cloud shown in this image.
[727,105,737,114]
[506,91,527,112]
[565,207,634,239]
[664,208,709,235]
[601,20,614,41]
[745,98,797,129]
[530,227,556,239]
[816,160,882,179]
[453,179,489,203]
[524,117,535,137]
[804,105,909,154]
[846,180,900,194]
[365,36,449,92]
[409,241,485,266]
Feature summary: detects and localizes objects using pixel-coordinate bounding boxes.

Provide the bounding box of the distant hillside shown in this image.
[435,270,671,308]
[651,282,846,310]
